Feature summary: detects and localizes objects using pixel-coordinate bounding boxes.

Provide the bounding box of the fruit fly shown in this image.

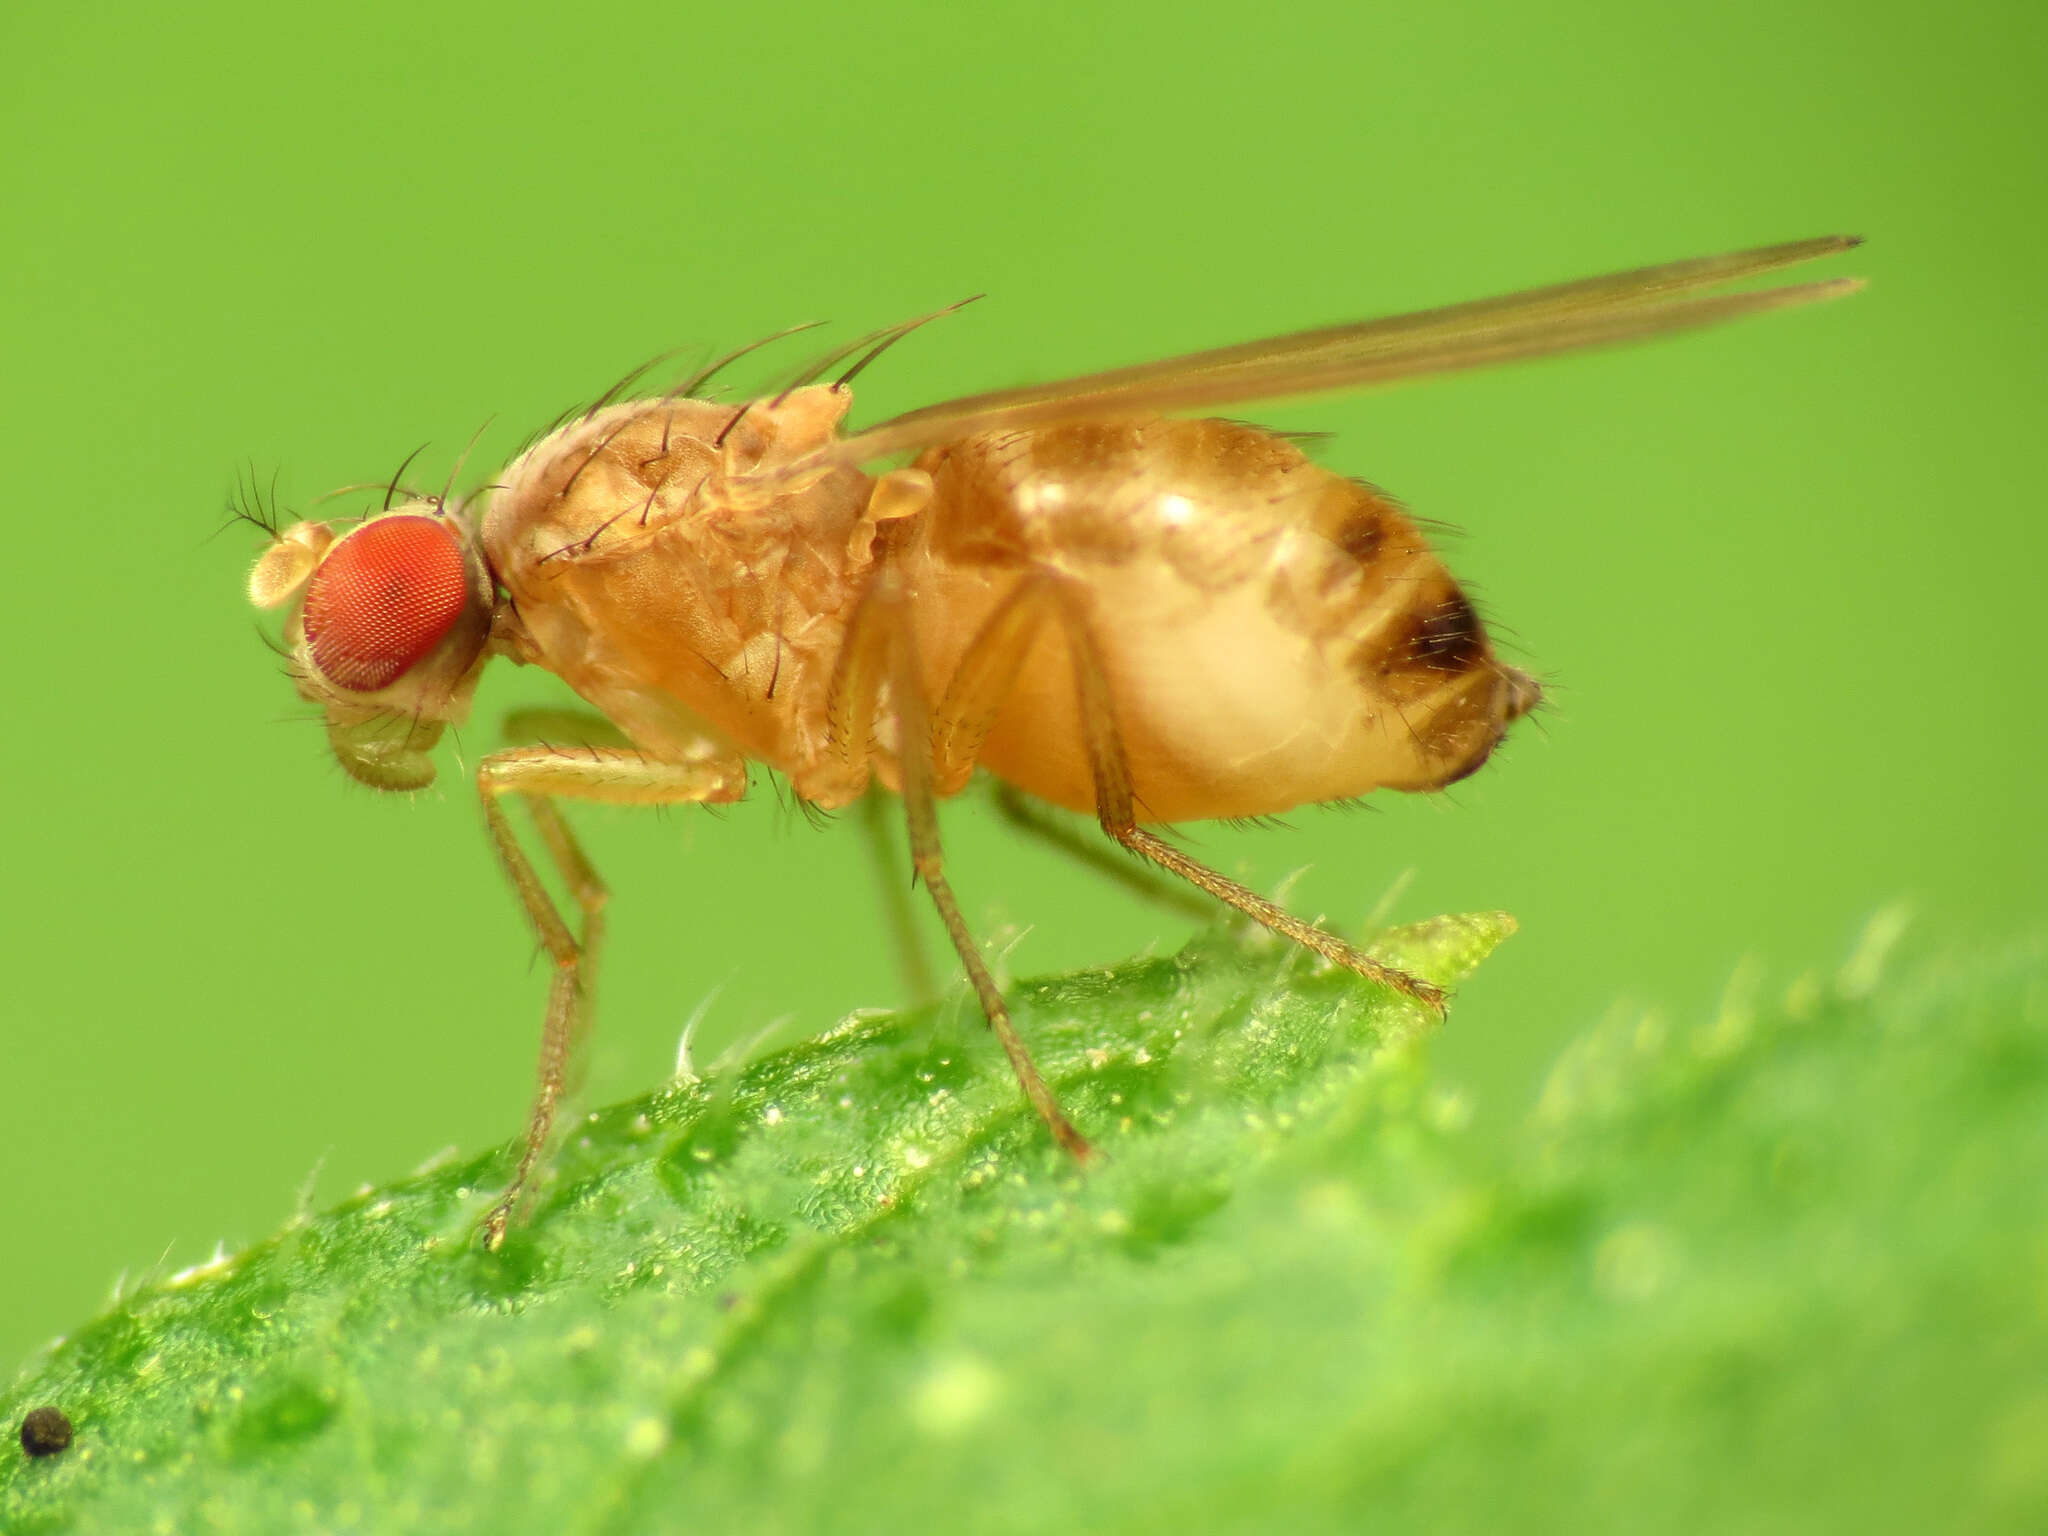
[245,236,1860,1244]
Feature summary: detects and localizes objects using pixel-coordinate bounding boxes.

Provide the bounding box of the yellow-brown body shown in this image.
[484,388,1536,823]
[249,235,1858,1239]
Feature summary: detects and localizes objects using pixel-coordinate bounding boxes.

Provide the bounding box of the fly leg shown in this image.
[830,548,1093,1161]
[857,786,939,1010]
[1046,581,1449,1015]
[493,708,643,1082]
[476,736,749,1247]
[987,785,1214,923]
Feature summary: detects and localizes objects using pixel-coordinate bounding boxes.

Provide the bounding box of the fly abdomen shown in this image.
[1340,546,1542,791]
[914,415,1540,818]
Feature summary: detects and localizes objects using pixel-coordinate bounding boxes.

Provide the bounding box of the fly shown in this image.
[243,235,1862,1244]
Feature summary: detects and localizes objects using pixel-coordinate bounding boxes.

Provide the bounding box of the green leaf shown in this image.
[7,913,2047,1535]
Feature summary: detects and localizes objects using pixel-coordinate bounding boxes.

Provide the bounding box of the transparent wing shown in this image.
[788,235,1861,474]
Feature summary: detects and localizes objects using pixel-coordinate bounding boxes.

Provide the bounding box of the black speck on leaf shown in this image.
[19,1408,72,1459]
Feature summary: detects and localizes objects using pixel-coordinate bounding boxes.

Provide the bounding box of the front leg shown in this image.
[476,736,748,1248]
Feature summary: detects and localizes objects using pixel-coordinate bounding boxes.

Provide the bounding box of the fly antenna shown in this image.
[218,462,285,540]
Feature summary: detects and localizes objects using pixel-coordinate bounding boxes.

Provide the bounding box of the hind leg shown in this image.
[1045,581,1448,1014]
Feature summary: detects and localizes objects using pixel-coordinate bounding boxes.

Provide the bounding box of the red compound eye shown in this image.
[302,516,471,692]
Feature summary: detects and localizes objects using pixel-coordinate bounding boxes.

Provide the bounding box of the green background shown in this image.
[1,0,2040,1379]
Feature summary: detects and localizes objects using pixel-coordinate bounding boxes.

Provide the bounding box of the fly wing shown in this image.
[777,235,1861,474]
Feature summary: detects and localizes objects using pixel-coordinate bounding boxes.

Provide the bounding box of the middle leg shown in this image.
[835,559,1095,1160]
